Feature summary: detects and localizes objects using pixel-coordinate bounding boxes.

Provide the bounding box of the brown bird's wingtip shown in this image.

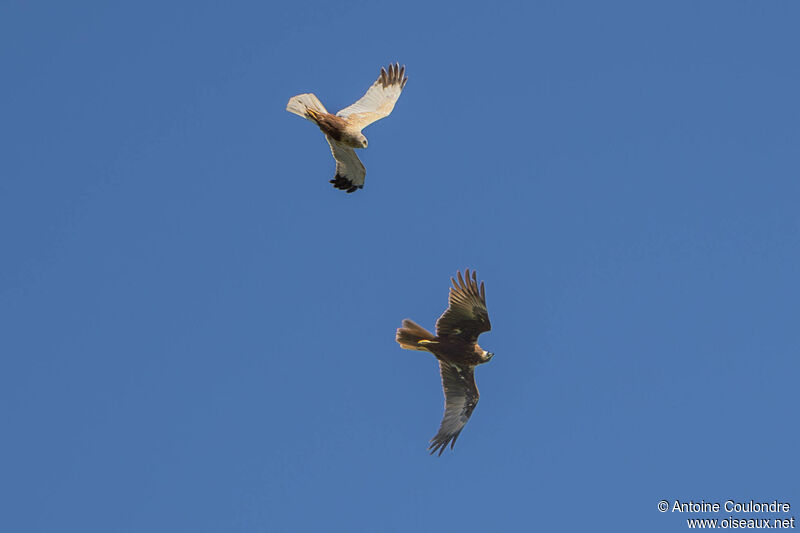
[428,441,446,456]
[457,268,480,283]
[428,432,460,456]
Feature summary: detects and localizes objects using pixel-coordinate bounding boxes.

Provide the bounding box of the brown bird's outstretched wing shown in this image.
[325,137,365,193]
[336,63,408,131]
[435,269,491,343]
[429,362,479,456]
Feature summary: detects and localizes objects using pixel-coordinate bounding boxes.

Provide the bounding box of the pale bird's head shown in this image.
[484,351,495,362]
[358,134,368,148]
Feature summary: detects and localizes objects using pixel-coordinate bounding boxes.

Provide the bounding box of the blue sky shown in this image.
[2,1,798,531]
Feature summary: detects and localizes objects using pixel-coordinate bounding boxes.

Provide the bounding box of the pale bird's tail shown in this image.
[286,93,328,121]
[396,319,436,351]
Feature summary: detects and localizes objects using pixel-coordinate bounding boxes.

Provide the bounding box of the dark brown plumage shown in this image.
[305,109,348,143]
[395,269,494,455]
[377,63,408,89]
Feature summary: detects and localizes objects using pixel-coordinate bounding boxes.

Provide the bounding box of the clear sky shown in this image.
[2,2,798,532]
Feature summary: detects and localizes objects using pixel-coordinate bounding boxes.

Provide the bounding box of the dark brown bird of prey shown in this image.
[396,269,494,455]
[286,63,408,193]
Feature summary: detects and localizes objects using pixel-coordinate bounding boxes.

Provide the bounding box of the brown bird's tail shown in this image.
[286,93,328,121]
[396,319,436,351]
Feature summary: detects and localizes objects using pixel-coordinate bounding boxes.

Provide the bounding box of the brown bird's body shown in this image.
[399,325,490,367]
[396,269,494,455]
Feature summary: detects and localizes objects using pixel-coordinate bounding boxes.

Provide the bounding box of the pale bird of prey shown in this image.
[395,270,494,455]
[286,63,408,193]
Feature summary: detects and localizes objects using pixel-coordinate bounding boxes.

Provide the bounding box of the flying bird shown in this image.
[396,269,494,455]
[286,63,408,193]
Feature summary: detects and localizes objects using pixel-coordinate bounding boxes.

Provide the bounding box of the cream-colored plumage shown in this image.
[336,64,408,130]
[286,63,408,193]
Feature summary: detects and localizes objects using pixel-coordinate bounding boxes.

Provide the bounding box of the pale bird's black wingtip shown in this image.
[329,174,363,193]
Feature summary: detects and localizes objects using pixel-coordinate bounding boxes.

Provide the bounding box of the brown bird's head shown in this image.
[483,350,495,362]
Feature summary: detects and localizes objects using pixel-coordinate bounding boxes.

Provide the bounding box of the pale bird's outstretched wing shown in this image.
[435,269,491,344]
[429,362,479,456]
[336,63,408,131]
[325,137,365,193]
